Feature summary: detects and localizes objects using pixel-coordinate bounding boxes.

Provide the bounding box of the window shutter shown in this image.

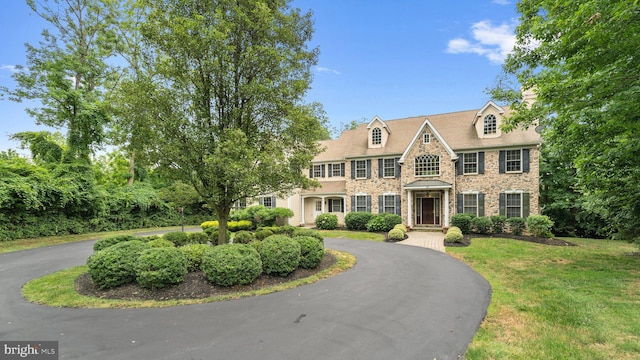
[478,193,485,217]
[366,159,372,179]
[499,150,506,174]
[351,196,355,212]
[395,158,401,178]
[523,193,530,218]
[341,198,345,212]
[456,194,463,213]
[328,200,333,213]
[456,153,463,175]
[378,159,383,178]
[499,193,506,216]
[309,167,313,178]
[350,161,355,179]
[378,195,383,213]
[321,164,325,177]
[328,164,332,178]
[366,195,372,212]
[341,163,345,177]
[395,195,402,216]
[523,149,530,173]
[271,196,276,208]
[478,152,485,174]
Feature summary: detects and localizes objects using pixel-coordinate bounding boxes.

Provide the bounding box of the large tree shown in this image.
[491,0,640,242]
[136,0,326,244]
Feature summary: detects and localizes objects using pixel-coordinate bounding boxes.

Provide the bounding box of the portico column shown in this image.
[321,196,326,213]
[443,189,450,227]
[300,196,306,225]
[407,189,413,228]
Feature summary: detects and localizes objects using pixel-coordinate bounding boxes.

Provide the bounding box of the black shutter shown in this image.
[271,196,276,208]
[341,163,345,177]
[378,159,383,178]
[309,167,313,178]
[499,193,506,216]
[321,164,325,177]
[366,159,372,179]
[378,195,383,213]
[366,195,371,212]
[395,195,402,216]
[340,199,344,212]
[351,195,355,212]
[478,193,485,216]
[328,199,333,213]
[456,153,463,175]
[350,161,355,179]
[395,158,401,178]
[522,149,530,173]
[328,164,333,178]
[478,152,485,174]
[457,194,463,213]
[523,193,530,218]
[499,150,506,174]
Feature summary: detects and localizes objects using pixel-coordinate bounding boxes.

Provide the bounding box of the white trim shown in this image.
[399,118,457,164]
[461,152,479,175]
[366,116,391,133]
[382,157,396,178]
[505,149,523,173]
[472,101,505,125]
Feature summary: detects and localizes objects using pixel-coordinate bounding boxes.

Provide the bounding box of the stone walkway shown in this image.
[397,231,446,252]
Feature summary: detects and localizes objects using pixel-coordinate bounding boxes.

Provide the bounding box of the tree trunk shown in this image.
[128,152,135,186]
[215,208,230,245]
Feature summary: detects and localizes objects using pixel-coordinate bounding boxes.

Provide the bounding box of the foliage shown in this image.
[490,216,507,234]
[293,236,324,269]
[451,213,475,234]
[134,247,188,289]
[93,235,138,252]
[526,215,555,238]
[315,213,338,230]
[345,212,375,231]
[257,235,301,276]
[147,238,175,248]
[86,240,150,289]
[448,226,462,234]
[201,221,219,230]
[274,225,297,237]
[254,229,274,241]
[201,244,262,287]
[187,232,209,245]
[162,232,189,247]
[393,224,407,234]
[179,244,212,272]
[228,220,252,232]
[232,231,255,244]
[471,216,493,235]
[388,228,405,241]
[444,231,463,244]
[292,228,324,242]
[507,217,527,236]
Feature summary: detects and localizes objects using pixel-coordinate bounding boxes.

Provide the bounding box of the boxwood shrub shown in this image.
[445,231,463,244]
[526,215,554,237]
[293,236,325,269]
[232,230,255,244]
[257,235,301,276]
[345,212,374,231]
[202,244,262,286]
[273,225,297,237]
[204,227,232,244]
[471,216,492,234]
[163,231,189,247]
[254,228,274,241]
[187,232,209,244]
[315,213,338,230]
[292,228,324,242]
[135,247,188,289]
[388,228,405,241]
[451,213,474,234]
[393,224,407,234]
[147,238,175,248]
[490,215,507,234]
[93,234,138,251]
[87,240,150,289]
[507,217,527,235]
[366,213,403,232]
[179,243,212,272]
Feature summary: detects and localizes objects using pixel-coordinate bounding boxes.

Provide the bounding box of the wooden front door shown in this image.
[422,198,435,225]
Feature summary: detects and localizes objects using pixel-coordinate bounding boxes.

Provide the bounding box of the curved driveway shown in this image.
[0,238,490,360]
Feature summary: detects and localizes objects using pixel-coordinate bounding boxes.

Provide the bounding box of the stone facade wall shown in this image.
[345,161,403,214]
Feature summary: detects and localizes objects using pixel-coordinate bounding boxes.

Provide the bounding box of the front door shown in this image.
[422,198,435,225]
[312,200,322,220]
[415,194,441,226]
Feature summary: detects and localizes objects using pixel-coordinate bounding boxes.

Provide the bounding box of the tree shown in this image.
[491,0,640,243]
[136,0,326,244]
[1,0,118,161]
[10,131,65,164]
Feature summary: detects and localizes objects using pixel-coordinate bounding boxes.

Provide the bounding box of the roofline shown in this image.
[452,142,541,152]
[399,118,458,164]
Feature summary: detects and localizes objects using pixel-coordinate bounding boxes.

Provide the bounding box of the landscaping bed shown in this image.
[446,233,577,247]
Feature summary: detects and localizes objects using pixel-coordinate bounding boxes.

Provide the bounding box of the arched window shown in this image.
[415,154,440,176]
[372,127,382,145]
[483,114,497,135]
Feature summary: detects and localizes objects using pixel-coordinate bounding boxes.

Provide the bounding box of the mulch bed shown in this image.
[76,252,336,301]
[445,233,578,247]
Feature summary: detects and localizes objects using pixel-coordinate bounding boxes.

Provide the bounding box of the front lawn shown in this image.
[448,237,640,359]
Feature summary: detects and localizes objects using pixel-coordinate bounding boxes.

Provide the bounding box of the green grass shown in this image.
[318,229,385,241]
[448,237,640,359]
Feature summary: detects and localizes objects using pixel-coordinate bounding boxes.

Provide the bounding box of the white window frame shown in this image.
[506,192,523,218]
[312,164,323,178]
[423,133,430,144]
[233,198,247,211]
[383,194,396,214]
[462,192,479,216]
[260,196,273,208]
[484,114,497,135]
[355,160,367,179]
[463,152,478,175]
[355,194,368,212]
[330,198,343,212]
[383,158,396,178]
[331,163,342,177]
[372,127,382,145]
[415,154,440,177]
[506,149,522,173]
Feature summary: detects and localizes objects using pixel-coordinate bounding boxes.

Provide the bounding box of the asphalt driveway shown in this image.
[0,238,490,360]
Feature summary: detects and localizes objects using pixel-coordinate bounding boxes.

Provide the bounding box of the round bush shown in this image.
[472,216,493,234]
[490,215,507,234]
[293,236,325,269]
[147,238,175,248]
[93,235,138,252]
[233,230,255,244]
[451,213,474,234]
[445,231,464,244]
[382,213,403,231]
[163,231,189,247]
[202,244,262,286]
[200,221,218,231]
[507,217,527,236]
[345,212,374,231]
[257,235,301,276]
[448,226,462,234]
[292,228,324,242]
[204,227,232,244]
[526,215,554,237]
[365,215,388,232]
[254,228,274,241]
[179,244,212,272]
[135,247,188,289]
[274,225,297,236]
[393,224,407,234]
[87,240,150,289]
[315,213,338,230]
[388,228,405,241]
[187,232,209,244]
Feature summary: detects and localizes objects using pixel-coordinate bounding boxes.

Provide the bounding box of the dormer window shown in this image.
[423,133,430,144]
[483,115,497,135]
[372,127,382,145]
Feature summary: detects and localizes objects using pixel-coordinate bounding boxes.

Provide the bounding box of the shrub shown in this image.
[232,230,255,244]
[507,217,527,236]
[445,231,464,244]
[228,220,252,232]
[393,224,407,234]
[147,238,175,248]
[273,225,297,236]
[490,215,507,234]
[201,221,218,230]
[187,232,209,244]
[293,236,325,269]
[345,212,374,231]
[163,231,189,247]
[93,235,138,252]
[201,244,262,286]
[254,228,274,241]
[365,215,387,232]
[388,228,405,241]
[471,216,493,235]
[448,226,462,234]
[451,213,475,234]
[179,244,211,272]
[382,213,403,231]
[135,247,188,289]
[315,213,338,230]
[273,207,294,226]
[292,228,324,242]
[87,240,150,289]
[141,235,160,242]
[257,235,301,276]
[204,227,232,244]
[526,215,554,237]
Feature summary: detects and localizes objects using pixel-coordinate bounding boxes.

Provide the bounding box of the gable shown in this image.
[472,101,505,139]
[367,116,391,148]
[399,118,457,164]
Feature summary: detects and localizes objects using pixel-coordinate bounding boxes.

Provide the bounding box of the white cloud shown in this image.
[314,66,340,75]
[446,20,516,64]
[0,65,18,73]
[491,0,510,5]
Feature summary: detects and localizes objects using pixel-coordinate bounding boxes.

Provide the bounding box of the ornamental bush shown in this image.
[201,221,218,230]
[254,228,274,241]
[292,228,324,242]
[135,247,188,289]
[490,215,507,234]
[451,213,474,234]
[315,213,338,230]
[448,226,462,234]
[87,240,150,289]
[388,228,405,241]
[345,212,374,231]
[204,227,232,244]
[471,216,493,235]
[163,231,189,247]
[93,235,138,252]
[445,231,463,244]
[273,225,297,237]
[232,230,255,244]
[382,213,403,231]
[179,243,211,272]
[187,232,209,244]
[293,236,325,269]
[526,215,554,237]
[507,217,527,236]
[147,238,175,248]
[393,224,407,234]
[201,244,262,286]
[365,215,387,232]
[228,220,252,232]
[257,235,301,276]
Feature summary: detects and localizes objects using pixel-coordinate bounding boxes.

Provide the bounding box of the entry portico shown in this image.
[404,180,452,229]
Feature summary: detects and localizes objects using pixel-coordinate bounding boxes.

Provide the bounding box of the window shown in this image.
[233,198,247,210]
[484,114,497,135]
[463,153,478,174]
[331,163,343,177]
[260,196,275,208]
[506,150,522,172]
[415,154,440,176]
[463,194,478,215]
[355,195,368,212]
[423,133,430,144]
[383,158,396,177]
[315,200,322,212]
[329,198,343,212]
[355,160,367,179]
[372,127,382,145]
[383,195,396,214]
[313,164,323,178]
[506,193,522,218]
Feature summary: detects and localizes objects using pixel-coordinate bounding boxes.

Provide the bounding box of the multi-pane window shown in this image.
[383,158,396,177]
[234,198,247,210]
[260,196,274,208]
[372,127,382,145]
[423,133,430,144]
[383,195,396,214]
[355,195,368,212]
[331,163,343,177]
[330,199,342,212]
[355,160,367,178]
[415,155,440,176]
[313,164,323,178]
[506,150,522,172]
[463,194,478,215]
[484,114,497,135]
[463,153,478,174]
[506,193,522,218]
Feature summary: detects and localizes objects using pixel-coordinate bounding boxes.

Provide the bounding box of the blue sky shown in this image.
[0,0,518,152]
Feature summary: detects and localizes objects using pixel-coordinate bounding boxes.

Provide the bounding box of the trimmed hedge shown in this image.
[187,232,209,244]
[254,228,274,241]
[490,215,506,234]
[451,213,474,234]
[471,216,492,234]
[293,236,325,269]
[179,243,211,272]
[393,224,407,234]
[93,235,138,252]
[292,228,324,242]
[445,231,463,244]
[147,238,175,248]
[507,217,527,235]
[526,215,554,237]
[257,235,301,276]
[315,213,338,230]
[388,228,405,241]
[202,244,262,286]
[134,247,188,289]
[87,240,150,289]
[233,230,255,244]
[366,213,402,232]
[345,212,374,231]
[163,231,189,247]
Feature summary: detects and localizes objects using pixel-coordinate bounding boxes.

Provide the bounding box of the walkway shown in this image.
[397,230,446,252]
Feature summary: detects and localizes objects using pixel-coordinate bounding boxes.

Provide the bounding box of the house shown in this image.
[259,99,541,230]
